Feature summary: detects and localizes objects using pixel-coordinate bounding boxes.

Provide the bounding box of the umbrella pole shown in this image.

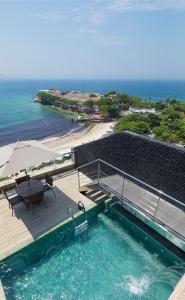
[25,169,30,187]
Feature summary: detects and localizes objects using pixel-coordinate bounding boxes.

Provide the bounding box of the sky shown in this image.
[0,0,185,80]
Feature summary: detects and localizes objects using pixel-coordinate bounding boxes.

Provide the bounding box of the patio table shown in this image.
[16,179,44,198]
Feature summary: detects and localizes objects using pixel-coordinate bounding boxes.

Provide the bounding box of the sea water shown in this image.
[0,79,185,146]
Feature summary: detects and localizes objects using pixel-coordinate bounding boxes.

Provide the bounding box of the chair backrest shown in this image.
[2,190,9,201]
[45,174,53,187]
[15,175,30,185]
[28,191,44,204]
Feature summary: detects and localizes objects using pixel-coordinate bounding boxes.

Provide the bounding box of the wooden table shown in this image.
[16,179,44,198]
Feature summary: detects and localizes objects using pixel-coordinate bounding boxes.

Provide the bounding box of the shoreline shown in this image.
[42,121,116,152]
[39,122,86,143]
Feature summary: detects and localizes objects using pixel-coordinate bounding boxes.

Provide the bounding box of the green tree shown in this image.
[105,90,117,97]
[114,118,149,134]
[147,113,161,128]
[84,100,95,109]
[163,107,182,118]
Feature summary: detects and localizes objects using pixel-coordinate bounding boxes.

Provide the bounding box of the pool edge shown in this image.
[0,201,98,263]
[169,274,185,300]
[0,280,6,300]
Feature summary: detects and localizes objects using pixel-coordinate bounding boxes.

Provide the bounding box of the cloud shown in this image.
[89,12,105,24]
[106,0,185,13]
[33,0,185,24]
[69,27,125,46]
[33,12,63,20]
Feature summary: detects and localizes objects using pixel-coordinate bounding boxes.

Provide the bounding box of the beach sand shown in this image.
[42,122,115,152]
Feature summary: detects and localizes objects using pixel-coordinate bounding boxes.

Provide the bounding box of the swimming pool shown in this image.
[0,207,183,300]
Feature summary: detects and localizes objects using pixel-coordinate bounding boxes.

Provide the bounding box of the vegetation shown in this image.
[84,99,95,109]
[62,98,79,106]
[37,92,60,102]
[115,114,152,134]
[97,97,120,118]
[115,101,185,145]
[36,90,185,145]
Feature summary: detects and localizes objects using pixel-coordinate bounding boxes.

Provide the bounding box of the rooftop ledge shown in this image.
[169,274,185,300]
[0,160,74,193]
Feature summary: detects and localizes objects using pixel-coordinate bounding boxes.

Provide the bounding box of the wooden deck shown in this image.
[0,173,95,261]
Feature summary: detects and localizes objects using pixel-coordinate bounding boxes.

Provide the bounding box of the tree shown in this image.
[107,105,120,118]
[114,118,149,134]
[84,100,95,109]
[161,107,182,123]
[147,113,161,128]
[154,101,167,110]
[153,126,179,143]
[105,90,117,97]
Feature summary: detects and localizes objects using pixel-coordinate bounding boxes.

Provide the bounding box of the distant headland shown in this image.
[34,88,185,146]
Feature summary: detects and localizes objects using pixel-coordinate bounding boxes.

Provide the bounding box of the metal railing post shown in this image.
[71,147,75,163]
[97,161,101,185]
[154,192,161,218]
[77,170,80,188]
[121,175,125,197]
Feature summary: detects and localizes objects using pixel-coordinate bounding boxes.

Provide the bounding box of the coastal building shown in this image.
[48,89,62,96]
[46,89,102,103]
[129,107,160,115]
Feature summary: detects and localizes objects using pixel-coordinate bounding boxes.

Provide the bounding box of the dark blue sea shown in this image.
[0,79,185,146]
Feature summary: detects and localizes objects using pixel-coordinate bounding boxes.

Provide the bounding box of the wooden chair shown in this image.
[43,174,56,197]
[15,175,30,185]
[26,191,45,214]
[3,190,23,216]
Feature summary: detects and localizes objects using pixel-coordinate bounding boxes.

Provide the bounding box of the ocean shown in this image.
[0,79,185,146]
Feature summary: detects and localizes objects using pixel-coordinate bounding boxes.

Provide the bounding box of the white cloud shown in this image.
[33,0,185,23]
[69,27,125,46]
[89,12,105,24]
[33,12,63,20]
[106,0,185,13]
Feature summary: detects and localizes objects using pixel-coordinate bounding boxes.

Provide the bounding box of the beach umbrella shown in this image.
[0,140,60,178]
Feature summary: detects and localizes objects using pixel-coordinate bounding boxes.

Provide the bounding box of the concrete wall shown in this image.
[74,131,185,203]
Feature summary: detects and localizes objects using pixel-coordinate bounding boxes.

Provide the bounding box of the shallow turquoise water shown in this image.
[0,209,182,300]
[0,79,185,145]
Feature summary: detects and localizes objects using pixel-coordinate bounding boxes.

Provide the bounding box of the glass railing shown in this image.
[77,159,185,240]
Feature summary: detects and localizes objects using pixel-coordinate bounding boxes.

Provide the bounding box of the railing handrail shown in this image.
[77,159,99,170]
[77,158,185,208]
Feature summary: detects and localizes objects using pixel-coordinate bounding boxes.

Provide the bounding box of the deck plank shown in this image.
[0,174,95,261]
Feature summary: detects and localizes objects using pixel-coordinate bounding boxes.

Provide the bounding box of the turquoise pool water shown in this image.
[0,208,183,300]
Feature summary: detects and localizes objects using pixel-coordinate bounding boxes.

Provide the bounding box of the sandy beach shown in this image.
[42,122,115,153]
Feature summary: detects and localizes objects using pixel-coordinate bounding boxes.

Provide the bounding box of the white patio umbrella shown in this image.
[0,140,60,178]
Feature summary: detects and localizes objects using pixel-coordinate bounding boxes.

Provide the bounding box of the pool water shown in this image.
[0,208,183,300]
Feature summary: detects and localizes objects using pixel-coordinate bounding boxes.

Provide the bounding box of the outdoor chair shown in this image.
[43,174,56,197]
[25,191,45,214]
[15,175,30,185]
[3,190,23,216]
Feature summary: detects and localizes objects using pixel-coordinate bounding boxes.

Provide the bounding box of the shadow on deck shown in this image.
[0,173,96,261]
[13,187,79,239]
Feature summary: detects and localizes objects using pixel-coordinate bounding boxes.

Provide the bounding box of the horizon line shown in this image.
[0,78,185,81]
